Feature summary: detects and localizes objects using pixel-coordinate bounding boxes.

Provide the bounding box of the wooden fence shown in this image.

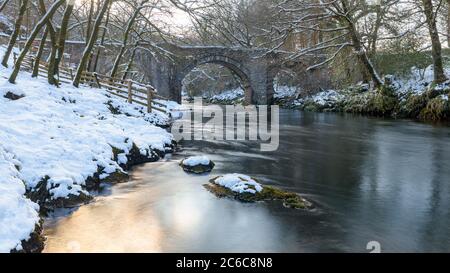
[19,54,170,114]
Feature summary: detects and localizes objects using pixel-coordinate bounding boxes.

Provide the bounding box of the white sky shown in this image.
[74,0,194,28]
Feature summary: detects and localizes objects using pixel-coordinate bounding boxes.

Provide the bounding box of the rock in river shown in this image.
[180,156,215,174]
[204,173,312,209]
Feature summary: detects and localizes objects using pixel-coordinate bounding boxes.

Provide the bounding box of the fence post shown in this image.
[69,68,74,80]
[127,80,133,104]
[94,73,101,88]
[147,86,153,113]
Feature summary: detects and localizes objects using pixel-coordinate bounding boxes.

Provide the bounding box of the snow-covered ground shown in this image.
[287,65,450,108]
[0,46,178,252]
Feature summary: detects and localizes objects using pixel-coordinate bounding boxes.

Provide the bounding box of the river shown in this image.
[43,109,450,253]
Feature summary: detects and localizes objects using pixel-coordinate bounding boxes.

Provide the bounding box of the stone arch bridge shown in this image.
[137,44,326,104]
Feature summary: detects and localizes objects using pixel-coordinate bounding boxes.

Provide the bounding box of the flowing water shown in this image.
[43,109,450,253]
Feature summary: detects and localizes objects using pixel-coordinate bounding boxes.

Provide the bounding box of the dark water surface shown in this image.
[43,110,450,252]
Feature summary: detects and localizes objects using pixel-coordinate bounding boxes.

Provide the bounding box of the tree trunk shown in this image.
[9,0,66,83]
[109,0,147,78]
[1,0,28,67]
[85,0,95,71]
[91,2,111,73]
[447,0,450,47]
[37,0,58,84]
[73,0,111,87]
[48,2,74,84]
[85,0,94,44]
[422,0,447,83]
[32,27,48,77]
[0,0,10,13]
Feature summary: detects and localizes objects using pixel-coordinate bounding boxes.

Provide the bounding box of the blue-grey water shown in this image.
[43,109,450,252]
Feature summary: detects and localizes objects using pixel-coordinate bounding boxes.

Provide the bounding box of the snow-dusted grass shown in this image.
[212,173,263,194]
[0,46,176,252]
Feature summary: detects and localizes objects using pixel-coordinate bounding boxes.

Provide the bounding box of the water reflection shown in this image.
[44,110,450,252]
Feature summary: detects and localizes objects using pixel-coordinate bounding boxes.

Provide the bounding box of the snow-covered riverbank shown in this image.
[196,66,450,122]
[0,47,176,252]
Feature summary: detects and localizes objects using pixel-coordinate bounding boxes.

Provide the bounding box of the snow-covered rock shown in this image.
[180,155,215,173]
[212,173,263,194]
[182,156,211,166]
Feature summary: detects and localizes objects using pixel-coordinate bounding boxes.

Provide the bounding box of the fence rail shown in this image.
[19,54,171,114]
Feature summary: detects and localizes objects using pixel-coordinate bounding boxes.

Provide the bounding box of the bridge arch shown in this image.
[178,55,254,103]
[140,44,319,105]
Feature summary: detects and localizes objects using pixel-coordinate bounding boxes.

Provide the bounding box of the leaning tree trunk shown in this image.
[73,0,111,87]
[109,0,147,78]
[122,45,138,81]
[91,2,111,73]
[85,0,96,71]
[9,0,66,83]
[32,27,48,77]
[37,0,58,84]
[0,0,10,13]
[48,1,74,85]
[1,0,28,67]
[423,0,447,84]
[340,0,383,87]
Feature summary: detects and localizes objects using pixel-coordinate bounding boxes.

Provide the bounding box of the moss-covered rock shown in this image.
[204,176,312,210]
